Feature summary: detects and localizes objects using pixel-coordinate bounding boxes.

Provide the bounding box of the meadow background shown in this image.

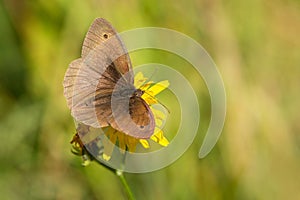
[1,0,300,199]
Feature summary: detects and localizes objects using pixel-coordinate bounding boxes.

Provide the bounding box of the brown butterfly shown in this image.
[63,18,155,139]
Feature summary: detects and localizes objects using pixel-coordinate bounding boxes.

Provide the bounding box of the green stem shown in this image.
[116,170,135,200]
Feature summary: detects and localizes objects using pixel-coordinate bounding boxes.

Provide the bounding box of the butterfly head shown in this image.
[134,89,145,97]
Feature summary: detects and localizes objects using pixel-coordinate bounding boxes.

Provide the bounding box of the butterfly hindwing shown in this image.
[128,96,155,138]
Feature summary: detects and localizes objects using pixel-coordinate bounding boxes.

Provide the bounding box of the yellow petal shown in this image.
[102,140,113,161]
[139,139,150,148]
[151,129,169,147]
[153,128,163,139]
[142,94,158,105]
[117,132,126,153]
[150,135,158,143]
[158,136,169,146]
[103,154,111,161]
[82,158,91,166]
[134,72,148,88]
[109,132,117,145]
[146,80,169,96]
[105,126,115,137]
[126,136,138,152]
[141,80,169,105]
[102,127,117,161]
[152,108,166,127]
[140,81,154,91]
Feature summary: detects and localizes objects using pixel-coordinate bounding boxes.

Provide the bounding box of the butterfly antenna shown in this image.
[140,67,170,113]
[147,67,159,82]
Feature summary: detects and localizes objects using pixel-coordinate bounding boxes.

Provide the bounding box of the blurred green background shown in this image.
[1,0,300,199]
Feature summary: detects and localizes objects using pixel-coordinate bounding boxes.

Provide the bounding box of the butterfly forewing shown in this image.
[82,18,133,83]
[63,18,155,139]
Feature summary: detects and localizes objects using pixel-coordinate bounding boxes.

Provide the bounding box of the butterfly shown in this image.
[63,18,155,139]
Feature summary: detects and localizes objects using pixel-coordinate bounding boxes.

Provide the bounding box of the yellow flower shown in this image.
[71,72,170,163]
[101,72,169,160]
[135,72,170,147]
